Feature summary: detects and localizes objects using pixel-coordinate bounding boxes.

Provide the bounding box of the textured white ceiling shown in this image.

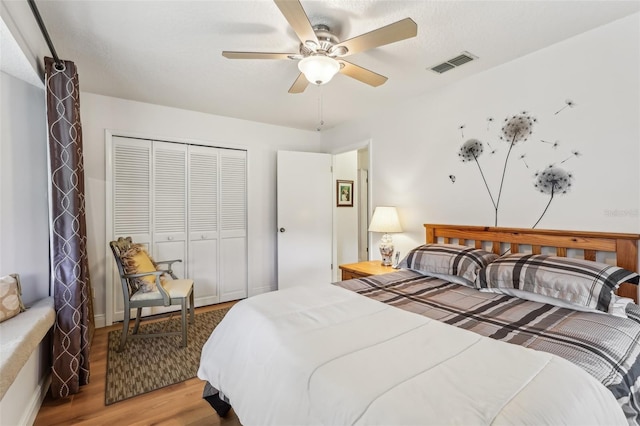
[3,1,639,131]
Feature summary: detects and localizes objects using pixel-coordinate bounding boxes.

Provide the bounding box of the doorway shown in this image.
[332,144,370,281]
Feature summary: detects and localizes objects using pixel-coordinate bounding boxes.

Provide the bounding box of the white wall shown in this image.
[80,93,322,323]
[333,150,358,280]
[322,14,640,259]
[0,71,51,426]
[0,71,49,305]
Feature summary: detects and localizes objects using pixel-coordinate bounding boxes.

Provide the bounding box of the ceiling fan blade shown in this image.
[338,60,387,87]
[288,73,309,94]
[336,18,417,57]
[222,51,297,60]
[274,0,319,45]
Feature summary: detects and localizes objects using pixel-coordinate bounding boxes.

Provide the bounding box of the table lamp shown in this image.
[368,206,402,266]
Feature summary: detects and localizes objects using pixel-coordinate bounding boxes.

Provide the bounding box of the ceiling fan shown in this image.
[222,0,418,94]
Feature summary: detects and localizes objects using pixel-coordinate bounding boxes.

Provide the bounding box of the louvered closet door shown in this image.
[109,137,248,322]
[220,149,248,302]
[153,141,187,280]
[188,145,219,305]
[112,136,152,321]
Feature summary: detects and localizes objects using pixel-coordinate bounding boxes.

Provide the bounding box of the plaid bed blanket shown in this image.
[335,270,640,424]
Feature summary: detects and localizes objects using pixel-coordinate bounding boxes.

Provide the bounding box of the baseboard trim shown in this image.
[248,286,274,297]
[94,313,106,328]
[21,372,50,426]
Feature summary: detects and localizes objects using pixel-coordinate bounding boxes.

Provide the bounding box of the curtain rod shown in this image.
[27,0,63,69]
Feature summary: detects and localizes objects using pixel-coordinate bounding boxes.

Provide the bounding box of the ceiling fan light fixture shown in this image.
[328,45,348,57]
[304,40,318,51]
[298,55,340,85]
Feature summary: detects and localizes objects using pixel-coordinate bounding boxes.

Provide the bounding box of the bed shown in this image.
[197,224,640,425]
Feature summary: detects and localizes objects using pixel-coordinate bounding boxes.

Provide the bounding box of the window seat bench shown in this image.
[0,297,55,401]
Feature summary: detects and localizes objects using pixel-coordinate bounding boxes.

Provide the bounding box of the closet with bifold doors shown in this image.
[107,136,247,323]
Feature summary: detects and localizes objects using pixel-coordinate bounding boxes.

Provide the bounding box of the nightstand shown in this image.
[339,260,395,280]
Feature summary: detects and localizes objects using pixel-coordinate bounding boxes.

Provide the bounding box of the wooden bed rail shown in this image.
[424,224,640,301]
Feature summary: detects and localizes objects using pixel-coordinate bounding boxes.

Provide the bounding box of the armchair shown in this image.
[109,237,195,352]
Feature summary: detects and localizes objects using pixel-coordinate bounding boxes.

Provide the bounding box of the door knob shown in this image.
[279,228,286,233]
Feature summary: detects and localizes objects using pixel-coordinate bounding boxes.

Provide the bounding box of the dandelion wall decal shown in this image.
[554,99,576,115]
[540,139,560,149]
[500,115,535,144]
[458,139,497,213]
[458,138,483,161]
[486,117,494,131]
[561,150,581,163]
[532,166,573,228]
[454,106,578,228]
[495,114,536,224]
[487,141,497,155]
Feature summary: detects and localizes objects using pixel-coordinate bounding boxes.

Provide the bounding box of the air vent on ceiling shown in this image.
[429,51,477,74]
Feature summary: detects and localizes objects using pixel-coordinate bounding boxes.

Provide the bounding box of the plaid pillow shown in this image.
[398,244,499,286]
[626,303,640,325]
[477,254,640,313]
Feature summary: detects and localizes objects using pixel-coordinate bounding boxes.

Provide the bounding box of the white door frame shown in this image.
[330,139,373,279]
[358,168,369,262]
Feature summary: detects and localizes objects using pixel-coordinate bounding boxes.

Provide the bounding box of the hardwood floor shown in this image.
[34,303,242,426]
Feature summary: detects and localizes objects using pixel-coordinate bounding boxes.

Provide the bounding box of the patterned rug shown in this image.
[105,308,230,405]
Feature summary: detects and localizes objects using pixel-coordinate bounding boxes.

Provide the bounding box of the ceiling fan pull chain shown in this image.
[317,86,324,132]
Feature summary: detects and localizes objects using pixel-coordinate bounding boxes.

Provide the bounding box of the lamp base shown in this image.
[379,234,394,267]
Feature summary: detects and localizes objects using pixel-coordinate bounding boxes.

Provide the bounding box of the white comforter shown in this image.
[198,284,626,425]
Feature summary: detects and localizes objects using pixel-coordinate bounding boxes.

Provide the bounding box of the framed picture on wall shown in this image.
[337,180,354,207]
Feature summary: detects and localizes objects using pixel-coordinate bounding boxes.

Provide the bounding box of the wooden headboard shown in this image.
[424,224,640,302]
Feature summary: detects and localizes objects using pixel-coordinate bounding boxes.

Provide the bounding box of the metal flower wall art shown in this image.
[455,101,580,228]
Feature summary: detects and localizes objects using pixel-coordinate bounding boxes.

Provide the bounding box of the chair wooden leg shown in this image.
[189,288,195,324]
[119,308,130,352]
[133,307,142,334]
[181,299,188,347]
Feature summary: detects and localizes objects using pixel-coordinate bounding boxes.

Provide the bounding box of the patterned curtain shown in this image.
[45,57,95,398]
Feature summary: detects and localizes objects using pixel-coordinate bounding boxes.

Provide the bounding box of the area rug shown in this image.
[105,307,230,405]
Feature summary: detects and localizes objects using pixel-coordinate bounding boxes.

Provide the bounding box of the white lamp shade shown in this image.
[298,56,340,85]
[368,206,402,233]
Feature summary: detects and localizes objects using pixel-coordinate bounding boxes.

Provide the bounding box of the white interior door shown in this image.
[188,145,220,305]
[219,149,248,301]
[152,141,187,278]
[277,151,332,289]
[110,136,152,322]
[151,141,187,315]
